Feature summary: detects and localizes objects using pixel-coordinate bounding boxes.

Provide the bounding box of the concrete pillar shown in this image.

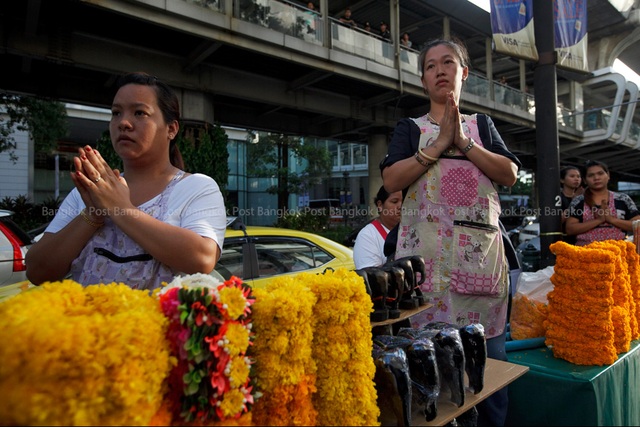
[178,89,215,125]
[367,133,388,218]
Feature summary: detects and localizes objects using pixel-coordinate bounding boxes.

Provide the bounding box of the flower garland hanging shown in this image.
[0,280,173,426]
[156,273,257,425]
[306,268,380,426]
[250,274,319,426]
[250,268,379,426]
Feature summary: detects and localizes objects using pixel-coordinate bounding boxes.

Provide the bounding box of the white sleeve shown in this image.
[166,173,227,251]
[353,224,386,269]
[45,189,85,234]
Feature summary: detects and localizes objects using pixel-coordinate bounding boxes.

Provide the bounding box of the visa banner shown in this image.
[555,0,588,72]
[491,0,538,61]
[491,0,588,72]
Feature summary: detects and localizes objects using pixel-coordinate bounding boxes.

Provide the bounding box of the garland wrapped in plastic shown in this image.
[0,280,173,426]
[155,273,257,426]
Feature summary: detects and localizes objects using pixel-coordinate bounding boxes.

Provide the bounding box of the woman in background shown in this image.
[566,160,639,246]
[353,186,402,269]
[559,165,583,244]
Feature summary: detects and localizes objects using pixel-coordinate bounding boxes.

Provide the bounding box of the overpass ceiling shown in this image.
[2,0,640,181]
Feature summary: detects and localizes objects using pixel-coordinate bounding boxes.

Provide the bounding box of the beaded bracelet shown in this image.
[414,151,432,168]
[80,209,104,228]
[417,148,439,163]
[462,139,475,153]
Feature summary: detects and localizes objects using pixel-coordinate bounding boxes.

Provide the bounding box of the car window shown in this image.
[215,241,245,280]
[255,238,334,279]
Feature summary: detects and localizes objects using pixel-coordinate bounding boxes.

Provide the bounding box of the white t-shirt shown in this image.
[46,173,227,289]
[353,219,389,269]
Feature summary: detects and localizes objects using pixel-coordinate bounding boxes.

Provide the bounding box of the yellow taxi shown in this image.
[214,217,355,289]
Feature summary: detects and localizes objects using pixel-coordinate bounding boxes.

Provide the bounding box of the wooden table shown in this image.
[372,304,529,426]
[371,303,433,328]
[379,358,529,426]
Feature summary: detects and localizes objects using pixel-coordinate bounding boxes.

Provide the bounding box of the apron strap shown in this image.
[371,219,388,239]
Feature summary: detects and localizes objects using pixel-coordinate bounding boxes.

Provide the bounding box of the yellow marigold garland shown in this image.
[0,280,173,426]
[250,276,318,426]
[306,268,380,426]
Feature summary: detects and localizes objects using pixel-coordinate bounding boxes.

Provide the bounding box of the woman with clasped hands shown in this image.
[565,160,640,246]
[26,72,227,291]
[380,38,521,426]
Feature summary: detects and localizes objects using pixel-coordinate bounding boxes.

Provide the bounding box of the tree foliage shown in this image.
[247,132,332,210]
[0,94,68,163]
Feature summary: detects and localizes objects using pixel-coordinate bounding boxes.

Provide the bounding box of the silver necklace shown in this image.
[427,112,439,126]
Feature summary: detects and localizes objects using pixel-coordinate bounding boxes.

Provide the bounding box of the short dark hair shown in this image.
[374,185,391,206]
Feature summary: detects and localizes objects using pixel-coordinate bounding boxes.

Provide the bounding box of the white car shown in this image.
[0,210,32,287]
[518,219,540,245]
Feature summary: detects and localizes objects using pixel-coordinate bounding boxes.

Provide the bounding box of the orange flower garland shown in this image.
[546,241,618,365]
[546,240,640,366]
[587,240,634,353]
[628,243,640,333]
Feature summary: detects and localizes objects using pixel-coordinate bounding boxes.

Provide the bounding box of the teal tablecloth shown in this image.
[506,339,640,426]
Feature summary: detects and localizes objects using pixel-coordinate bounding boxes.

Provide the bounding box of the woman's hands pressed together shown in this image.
[71,145,130,222]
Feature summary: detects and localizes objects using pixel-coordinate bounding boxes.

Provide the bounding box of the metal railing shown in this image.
[182,0,640,143]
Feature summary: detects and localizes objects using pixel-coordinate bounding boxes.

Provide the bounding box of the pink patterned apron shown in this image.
[395,114,509,338]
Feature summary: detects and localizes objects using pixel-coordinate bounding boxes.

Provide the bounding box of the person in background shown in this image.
[353,186,402,269]
[566,160,640,246]
[363,21,372,33]
[586,105,600,130]
[304,2,318,35]
[26,72,227,291]
[339,7,357,28]
[380,38,521,426]
[400,32,412,48]
[378,21,391,41]
[559,165,583,244]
